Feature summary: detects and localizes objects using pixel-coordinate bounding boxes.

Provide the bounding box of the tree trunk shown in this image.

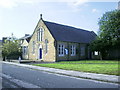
[3,56,5,61]
[100,51,103,60]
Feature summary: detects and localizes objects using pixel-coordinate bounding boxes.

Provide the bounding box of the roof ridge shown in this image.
[44,20,92,33]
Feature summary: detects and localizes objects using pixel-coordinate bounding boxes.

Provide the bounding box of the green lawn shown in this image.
[34,60,119,76]
[57,60,119,64]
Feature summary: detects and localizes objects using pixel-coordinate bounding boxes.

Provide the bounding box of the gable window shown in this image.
[58,44,65,56]
[32,41,35,54]
[81,46,85,56]
[37,28,43,41]
[45,39,48,54]
[71,45,76,56]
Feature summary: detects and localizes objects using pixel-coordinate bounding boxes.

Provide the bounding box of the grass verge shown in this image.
[34,60,119,76]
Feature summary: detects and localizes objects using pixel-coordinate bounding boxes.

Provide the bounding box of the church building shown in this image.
[23,14,97,62]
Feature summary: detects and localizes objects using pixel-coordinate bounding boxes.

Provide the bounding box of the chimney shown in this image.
[25,34,30,37]
[40,14,42,20]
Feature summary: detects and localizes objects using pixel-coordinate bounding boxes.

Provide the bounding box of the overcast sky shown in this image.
[0,0,119,40]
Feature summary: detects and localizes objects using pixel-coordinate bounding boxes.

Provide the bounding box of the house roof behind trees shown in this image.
[19,34,31,43]
[26,36,31,43]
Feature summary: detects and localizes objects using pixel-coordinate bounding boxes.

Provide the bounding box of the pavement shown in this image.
[1,61,120,84]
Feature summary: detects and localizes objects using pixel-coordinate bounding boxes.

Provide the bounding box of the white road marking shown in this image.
[1,73,41,88]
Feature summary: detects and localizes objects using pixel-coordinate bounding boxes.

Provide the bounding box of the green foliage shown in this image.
[98,10,120,46]
[2,40,22,59]
[90,10,120,59]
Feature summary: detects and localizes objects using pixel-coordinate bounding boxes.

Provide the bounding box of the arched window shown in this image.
[45,39,48,54]
[37,28,43,41]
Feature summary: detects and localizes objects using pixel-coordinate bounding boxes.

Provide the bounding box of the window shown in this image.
[65,49,68,55]
[22,46,25,54]
[20,40,23,44]
[58,44,65,56]
[94,51,99,55]
[81,46,85,56]
[37,28,43,41]
[37,30,40,41]
[71,45,76,56]
[32,41,35,54]
[45,39,48,54]
[23,46,28,55]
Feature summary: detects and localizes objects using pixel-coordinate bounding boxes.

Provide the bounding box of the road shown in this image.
[1,63,119,89]
[2,76,21,88]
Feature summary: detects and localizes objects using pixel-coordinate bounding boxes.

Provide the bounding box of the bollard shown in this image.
[18,56,21,63]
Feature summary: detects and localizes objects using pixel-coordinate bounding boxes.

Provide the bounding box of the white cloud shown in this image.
[65,0,89,12]
[0,0,119,8]
[0,0,89,8]
[92,0,118,1]
[92,8,99,13]
[0,0,89,13]
[0,0,17,8]
[0,0,42,8]
[58,0,119,2]
[72,0,88,6]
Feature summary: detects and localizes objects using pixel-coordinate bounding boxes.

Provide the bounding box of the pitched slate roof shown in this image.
[19,35,31,43]
[26,36,31,43]
[44,21,97,43]
[19,35,31,40]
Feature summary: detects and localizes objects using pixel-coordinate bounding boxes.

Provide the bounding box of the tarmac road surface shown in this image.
[1,63,119,89]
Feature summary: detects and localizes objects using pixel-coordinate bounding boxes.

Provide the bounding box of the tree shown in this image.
[90,9,120,60]
[2,40,22,60]
[98,10,120,46]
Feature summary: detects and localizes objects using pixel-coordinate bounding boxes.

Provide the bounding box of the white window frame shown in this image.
[94,51,99,55]
[65,49,68,55]
[23,46,28,55]
[37,28,43,42]
[58,44,65,56]
[71,45,76,56]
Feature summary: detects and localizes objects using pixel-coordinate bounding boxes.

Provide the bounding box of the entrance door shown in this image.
[39,48,42,59]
